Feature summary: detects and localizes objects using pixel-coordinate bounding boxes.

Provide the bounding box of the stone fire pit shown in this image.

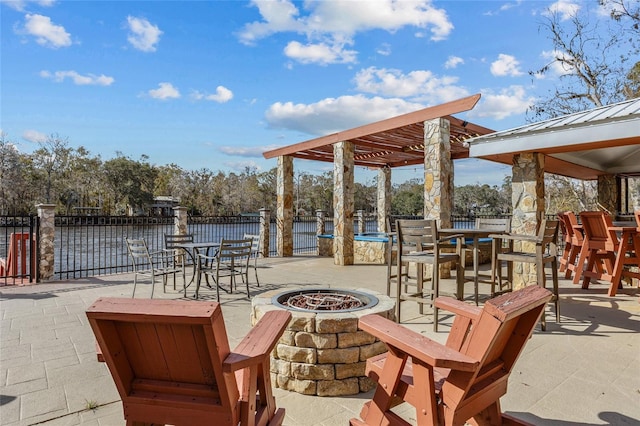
[251,288,395,396]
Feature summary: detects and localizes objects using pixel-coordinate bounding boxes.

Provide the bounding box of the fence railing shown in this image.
[3,212,516,282]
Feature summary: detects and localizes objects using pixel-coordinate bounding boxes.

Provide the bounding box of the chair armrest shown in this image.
[223,310,292,372]
[435,296,482,320]
[358,314,479,371]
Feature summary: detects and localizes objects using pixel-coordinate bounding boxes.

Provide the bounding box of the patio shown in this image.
[1,256,639,425]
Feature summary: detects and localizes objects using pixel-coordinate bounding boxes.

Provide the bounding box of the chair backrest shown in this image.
[243,233,260,259]
[442,285,552,413]
[218,238,253,264]
[579,211,618,251]
[164,233,194,249]
[395,219,438,251]
[125,238,152,268]
[86,297,240,425]
[559,211,583,244]
[539,219,559,246]
[475,217,510,233]
[635,210,640,227]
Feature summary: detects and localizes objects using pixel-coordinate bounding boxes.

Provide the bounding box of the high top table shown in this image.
[438,228,503,304]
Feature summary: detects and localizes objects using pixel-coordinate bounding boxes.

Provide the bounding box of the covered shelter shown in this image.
[467,97,640,288]
[263,94,494,265]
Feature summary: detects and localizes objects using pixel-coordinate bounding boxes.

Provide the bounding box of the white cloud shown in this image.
[147,82,180,100]
[22,13,71,48]
[353,67,469,104]
[467,86,535,120]
[219,144,281,158]
[265,95,424,136]
[223,160,262,172]
[284,40,357,65]
[490,54,523,77]
[444,55,464,69]
[22,129,47,143]
[191,86,234,103]
[2,0,55,12]
[126,16,162,52]
[40,70,114,86]
[536,50,575,78]
[238,0,453,64]
[376,43,391,56]
[544,0,580,21]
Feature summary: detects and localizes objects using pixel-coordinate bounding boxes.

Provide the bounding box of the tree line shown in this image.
[0,133,515,217]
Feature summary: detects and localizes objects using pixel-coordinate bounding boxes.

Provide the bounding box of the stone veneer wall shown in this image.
[318,237,388,264]
[333,141,355,265]
[277,156,294,257]
[598,175,618,214]
[511,153,545,289]
[252,289,395,396]
[36,204,55,280]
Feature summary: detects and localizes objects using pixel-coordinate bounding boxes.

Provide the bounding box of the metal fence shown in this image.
[3,212,518,282]
[0,215,38,286]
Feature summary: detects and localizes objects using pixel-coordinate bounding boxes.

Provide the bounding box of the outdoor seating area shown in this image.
[1,255,638,425]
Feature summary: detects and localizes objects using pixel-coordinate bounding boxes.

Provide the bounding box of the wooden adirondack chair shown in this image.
[87,297,291,426]
[350,285,552,426]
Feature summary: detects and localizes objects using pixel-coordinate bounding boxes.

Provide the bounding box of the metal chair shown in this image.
[489,219,560,330]
[243,233,261,286]
[395,219,464,331]
[125,237,182,298]
[163,233,194,288]
[196,238,253,301]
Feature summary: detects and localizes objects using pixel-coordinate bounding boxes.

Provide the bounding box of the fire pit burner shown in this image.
[272,288,378,313]
[287,292,363,311]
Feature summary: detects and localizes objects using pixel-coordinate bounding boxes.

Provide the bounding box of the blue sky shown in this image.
[0,0,615,186]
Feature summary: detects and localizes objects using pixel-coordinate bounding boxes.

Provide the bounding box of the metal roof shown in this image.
[262,94,494,168]
[468,98,640,180]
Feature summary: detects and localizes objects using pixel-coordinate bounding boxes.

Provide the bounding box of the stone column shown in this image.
[36,203,56,281]
[511,153,545,289]
[259,208,270,258]
[377,167,391,232]
[277,156,294,257]
[356,210,365,234]
[173,206,188,235]
[316,210,326,235]
[424,119,453,278]
[333,141,354,265]
[597,174,618,215]
[423,118,453,228]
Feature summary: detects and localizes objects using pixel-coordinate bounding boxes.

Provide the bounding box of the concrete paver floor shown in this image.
[1,256,639,425]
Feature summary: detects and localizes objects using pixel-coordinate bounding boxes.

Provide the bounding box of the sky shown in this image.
[0,0,617,187]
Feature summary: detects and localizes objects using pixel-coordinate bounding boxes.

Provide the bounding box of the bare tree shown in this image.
[31,134,71,204]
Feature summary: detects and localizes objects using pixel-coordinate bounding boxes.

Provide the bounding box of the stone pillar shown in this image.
[277,156,294,257]
[316,210,326,235]
[597,174,618,215]
[259,208,270,258]
[173,206,188,235]
[511,153,545,289]
[36,203,56,281]
[377,167,391,232]
[356,210,365,234]
[333,141,354,265]
[423,118,453,228]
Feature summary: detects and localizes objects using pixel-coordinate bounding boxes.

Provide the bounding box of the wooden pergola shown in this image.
[263,94,493,168]
[263,94,493,265]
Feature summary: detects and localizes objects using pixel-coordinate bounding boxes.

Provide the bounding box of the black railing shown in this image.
[0,215,38,286]
[55,215,175,279]
[5,212,519,282]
